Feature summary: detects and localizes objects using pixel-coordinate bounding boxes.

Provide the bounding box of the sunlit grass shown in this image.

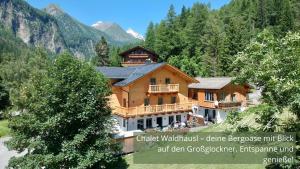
[0,119,10,137]
[124,154,265,169]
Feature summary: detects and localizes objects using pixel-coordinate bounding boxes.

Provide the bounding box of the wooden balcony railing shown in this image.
[201,100,242,109]
[148,84,179,93]
[218,101,242,108]
[112,101,198,117]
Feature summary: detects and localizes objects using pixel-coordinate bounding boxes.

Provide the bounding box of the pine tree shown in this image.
[0,77,10,111]
[109,47,122,67]
[165,4,181,58]
[290,0,300,29]
[178,6,189,28]
[155,5,181,61]
[220,17,247,75]
[166,4,176,28]
[183,3,209,56]
[144,0,300,76]
[145,22,156,50]
[270,0,294,34]
[93,36,110,66]
[202,13,224,76]
[257,0,267,28]
[279,0,294,33]
[154,21,169,61]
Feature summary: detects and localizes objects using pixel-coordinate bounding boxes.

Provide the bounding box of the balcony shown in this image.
[148,84,179,93]
[201,100,242,109]
[112,101,198,117]
[218,101,242,108]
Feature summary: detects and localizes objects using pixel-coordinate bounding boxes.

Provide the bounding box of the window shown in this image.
[158,97,163,105]
[212,110,216,119]
[123,119,126,128]
[144,98,150,106]
[176,115,181,122]
[169,116,174,125]
[123,98,127,107]
[231,94,237,102]
[150,78,156,85]
[137,119,144,130]
[205,109,209,118]
[220,92,226,101]
[205,91,214,101]
[192,92,198,99]
[171,96,176,104]
[146,118,152,128]
[165,78,171,84]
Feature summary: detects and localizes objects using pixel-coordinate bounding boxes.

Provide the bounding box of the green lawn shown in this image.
[124,124,266,169]
[0,119,10,137]
[124,154,265,169]
[123,109,274,169]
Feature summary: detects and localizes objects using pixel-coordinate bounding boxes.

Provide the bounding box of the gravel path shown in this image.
[0,137,25,169]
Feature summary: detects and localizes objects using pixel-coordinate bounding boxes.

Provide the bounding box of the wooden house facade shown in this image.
[188,77,251,123]
[97,63,198,131]
[119,46,158,67]
[97,47,252,132]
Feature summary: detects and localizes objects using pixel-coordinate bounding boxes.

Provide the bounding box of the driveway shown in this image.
[0,137,25,169]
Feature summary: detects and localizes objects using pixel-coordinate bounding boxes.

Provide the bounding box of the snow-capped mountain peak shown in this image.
[126,28,144,40]
[91,21,114,31]
[91,21,103,27]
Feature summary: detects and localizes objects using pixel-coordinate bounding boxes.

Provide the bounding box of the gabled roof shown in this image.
[188,77,233,89]
[97,63,197,87]
[119,46,158,57]
[96,66,136,79]
[114,63,165,86]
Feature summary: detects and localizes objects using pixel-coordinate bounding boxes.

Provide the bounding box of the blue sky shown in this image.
[27,0,230,35]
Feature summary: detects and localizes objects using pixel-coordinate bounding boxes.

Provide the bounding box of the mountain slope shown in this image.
[44,4,116,58]
[0,0,140,59]
[0,22,30,61]
[91,21,140,42]
[0,0,67,54]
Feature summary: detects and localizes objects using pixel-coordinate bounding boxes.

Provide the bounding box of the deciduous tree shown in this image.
[7,53,122,168]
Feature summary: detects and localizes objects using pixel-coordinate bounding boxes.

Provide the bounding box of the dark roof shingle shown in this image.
[96,66,136,79]
[96,63,166,86]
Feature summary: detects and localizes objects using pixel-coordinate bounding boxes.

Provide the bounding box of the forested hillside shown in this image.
[44,4,140,59]
[144,0,299,76]
[0,22,50,111]
[0,0,67,54]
